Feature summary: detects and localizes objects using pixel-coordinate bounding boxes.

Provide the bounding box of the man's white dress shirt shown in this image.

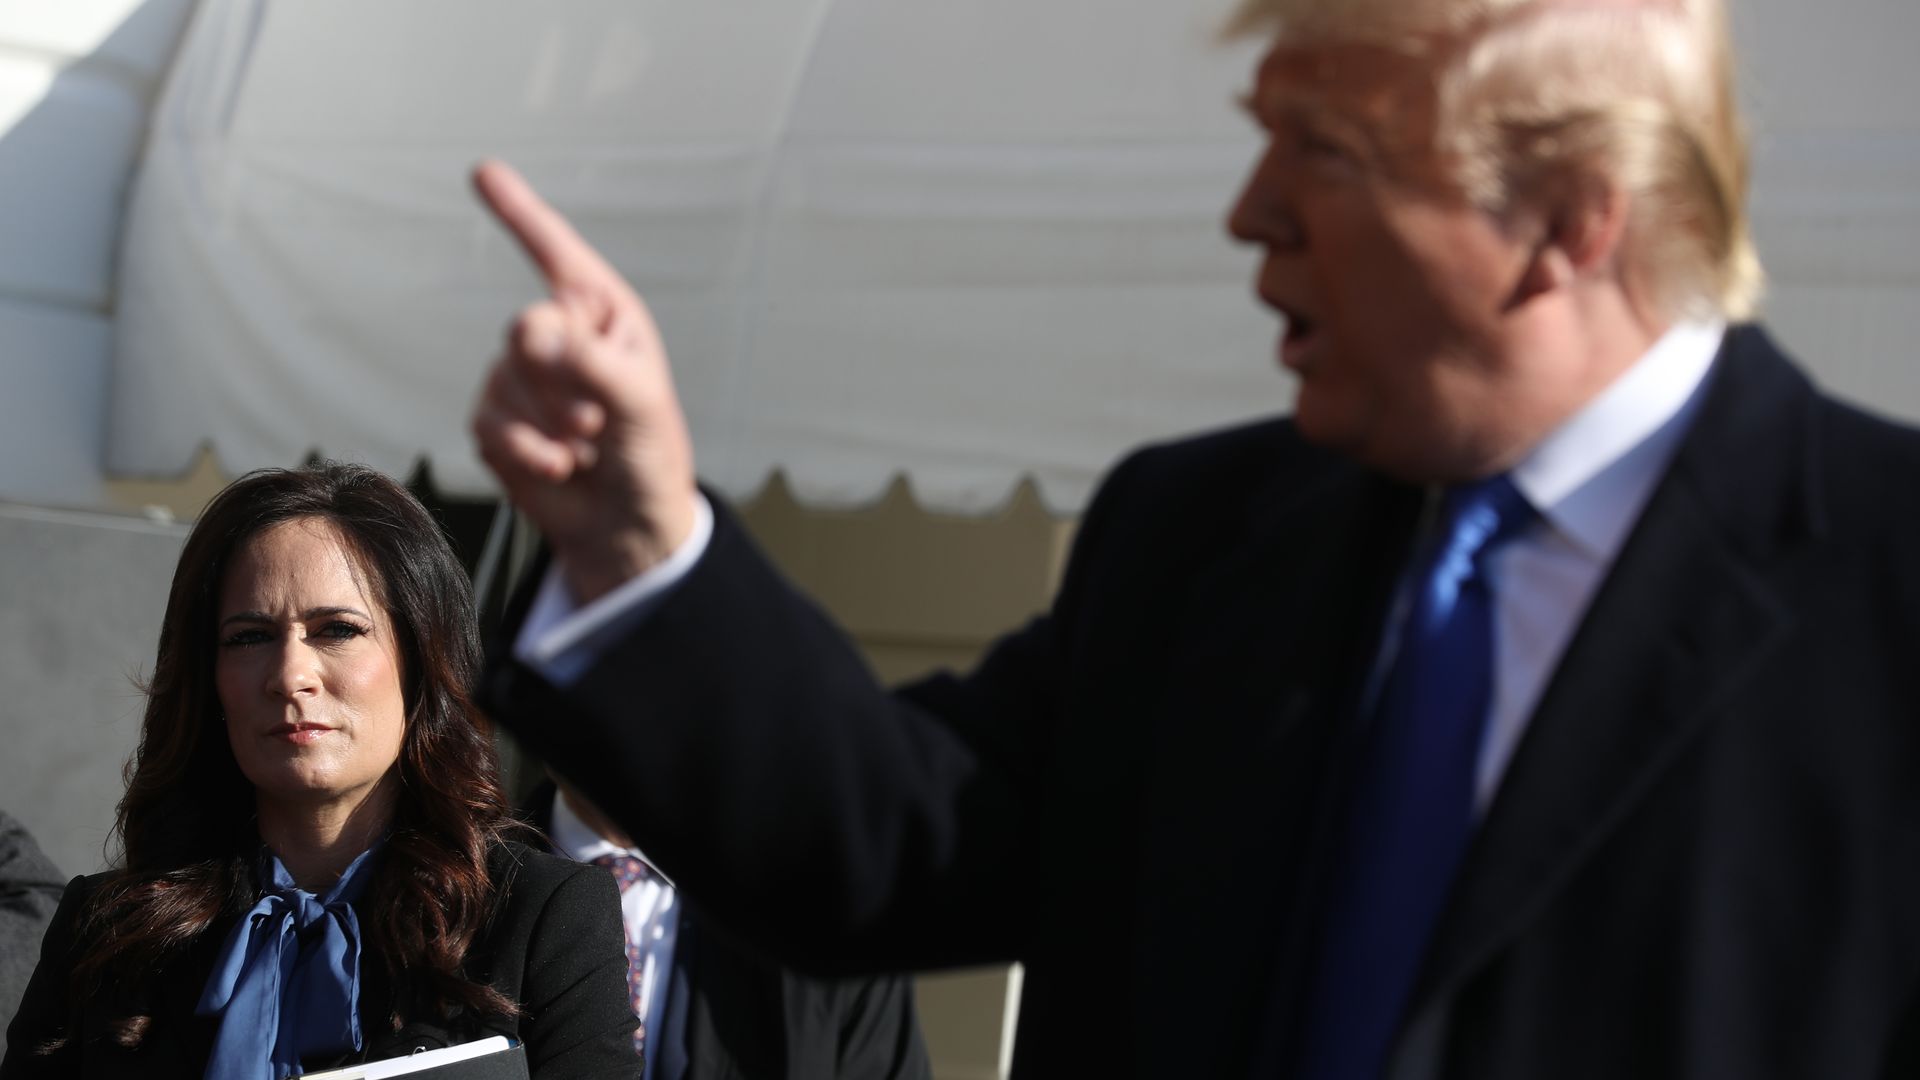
[547,789,678,1080]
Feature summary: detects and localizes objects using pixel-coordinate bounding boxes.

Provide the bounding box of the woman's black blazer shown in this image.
[0,840,639,1079]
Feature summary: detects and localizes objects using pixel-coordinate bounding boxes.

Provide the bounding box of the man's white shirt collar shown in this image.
[1464,317,1725,811]
[548,788,671,885]
[1509,318,1726,559]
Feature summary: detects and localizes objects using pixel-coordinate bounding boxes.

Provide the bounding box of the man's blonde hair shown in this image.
[1229,0,1762,320]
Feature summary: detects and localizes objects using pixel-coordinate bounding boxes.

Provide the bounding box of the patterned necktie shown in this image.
[590,852,653,1058]
[1299,474,1536,1080]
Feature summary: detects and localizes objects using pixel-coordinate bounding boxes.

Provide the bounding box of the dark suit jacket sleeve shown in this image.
[511,859,642,1079]
[482,453,1150,977]
[0,875,90,1078]
[0,813,65,1060]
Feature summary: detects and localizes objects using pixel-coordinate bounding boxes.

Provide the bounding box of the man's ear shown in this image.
[1515,170,1629,301]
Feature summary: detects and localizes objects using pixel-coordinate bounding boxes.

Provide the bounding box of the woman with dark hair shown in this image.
[1,463,638,1079]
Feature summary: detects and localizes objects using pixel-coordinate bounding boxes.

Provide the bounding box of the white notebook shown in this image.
[299,1036,517,1079]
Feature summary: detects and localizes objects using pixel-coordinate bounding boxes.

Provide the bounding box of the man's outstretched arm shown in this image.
[469,162,1075,974]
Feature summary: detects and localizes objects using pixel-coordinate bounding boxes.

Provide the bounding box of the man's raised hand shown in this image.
[470,159,699,604]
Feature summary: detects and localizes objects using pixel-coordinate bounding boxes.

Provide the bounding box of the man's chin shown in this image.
[1289,403,1450,484]
[1289,393,1362,455]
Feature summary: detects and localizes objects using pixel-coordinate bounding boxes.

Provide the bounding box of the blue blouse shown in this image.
[196,845,381,1080]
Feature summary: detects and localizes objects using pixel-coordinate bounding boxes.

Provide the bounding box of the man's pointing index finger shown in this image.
[472,159,624,296]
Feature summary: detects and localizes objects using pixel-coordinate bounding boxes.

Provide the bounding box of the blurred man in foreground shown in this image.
[471,0,1920,1075]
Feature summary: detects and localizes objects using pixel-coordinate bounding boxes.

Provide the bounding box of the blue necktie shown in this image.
[1298,475,1535,1080]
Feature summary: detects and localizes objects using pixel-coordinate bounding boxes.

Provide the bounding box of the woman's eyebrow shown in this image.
[217,606,371,629]
[300,606,371,621]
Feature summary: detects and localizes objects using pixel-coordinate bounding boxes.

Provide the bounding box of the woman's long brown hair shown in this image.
[63,463,523,1046]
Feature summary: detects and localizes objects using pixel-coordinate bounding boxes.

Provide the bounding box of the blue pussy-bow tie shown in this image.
[197,844,381,1080]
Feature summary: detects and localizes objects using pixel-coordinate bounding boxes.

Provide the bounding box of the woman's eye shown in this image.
[220,629,271,648]
[316,621,367,641]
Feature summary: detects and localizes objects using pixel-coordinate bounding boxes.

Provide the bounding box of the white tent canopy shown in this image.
[104,0,1276,513]
[0,0,194,509]
[4,0,1920,514]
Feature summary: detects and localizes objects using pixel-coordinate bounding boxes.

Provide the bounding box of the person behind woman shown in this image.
[1,463,638,1079]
